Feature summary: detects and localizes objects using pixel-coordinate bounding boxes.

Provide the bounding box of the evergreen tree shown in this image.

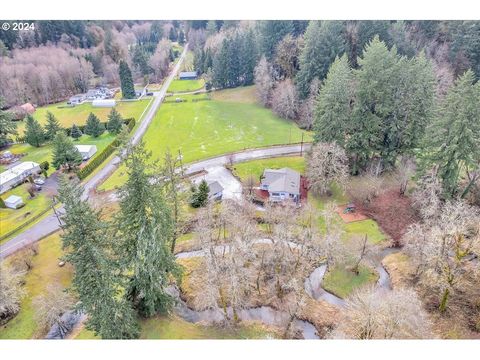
[44,111,62,140]
[426,70,480,197]
[116,141,181,317]
[119,60,136,99]
[178,30,185,45]
[258,20,294,59]
[84,113,104,137]
[132,45,151,76]
[106,108,123,134]
[190,179,209,208]
[0,98,16,147]
[296,21,346,98]
[24,115,45,147]
[58,177,139,339]
[70,124,82,140]
[206,20,218,36]
[168,27,177,42]
[51,132,82,170]
[239,29,257,86]
[314,55,354,148]
[352,36,435,170]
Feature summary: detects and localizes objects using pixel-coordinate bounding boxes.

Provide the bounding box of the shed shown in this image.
[92,99,116,108]
[179,71,198,80]
[0,161,41,194]
[75,145,97,160]
[4,195,24,209]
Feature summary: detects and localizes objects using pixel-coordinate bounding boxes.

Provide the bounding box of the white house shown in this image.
[75,145,97,160]
[0,161,41,194]
[260,168,301,203]
[4,195,24,209]
[92,99,116,107]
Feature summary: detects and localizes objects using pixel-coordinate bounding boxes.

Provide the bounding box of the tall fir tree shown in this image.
[24,115,45,147]
[119,60,136,99]
[426,70,480,197]
[314,54,354,148]
[296,21,347,98]
[258,20,294,59]
[0,97,16,147]
[44,111,62,140]
[106,108,123,134]
[70,124,82,140]
[58,177,139,339]
[84,113,104,137]
[116,141,181,317]
[52,132,82,170]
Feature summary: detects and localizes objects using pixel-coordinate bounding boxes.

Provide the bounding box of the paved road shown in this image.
[184,143,311,175]
[0,45,189,259]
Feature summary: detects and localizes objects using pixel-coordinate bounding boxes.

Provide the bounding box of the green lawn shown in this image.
[322,265,379,299]
[15,99,151,133]
[344,219,386,244]
[168,79,205,93]
[232,156,306,183]
[0,233,73,339]
[75,315,277,340]
[100,87,311,191]
[0,187,52,241]
[5,132,117,176]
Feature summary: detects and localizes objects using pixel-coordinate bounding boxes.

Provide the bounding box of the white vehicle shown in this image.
[33,177,45,185]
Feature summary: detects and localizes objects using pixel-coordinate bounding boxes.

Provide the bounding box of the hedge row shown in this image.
[76,118,135,180]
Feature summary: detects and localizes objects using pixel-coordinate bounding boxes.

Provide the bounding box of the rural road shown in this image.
[0,45,189,259]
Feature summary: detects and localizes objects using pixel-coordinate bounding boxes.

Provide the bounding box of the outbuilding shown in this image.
[92,99,116,107]
[179,71,198,80]
[0,161,41,194]
[4,195,24,209]
[75,145,97,160]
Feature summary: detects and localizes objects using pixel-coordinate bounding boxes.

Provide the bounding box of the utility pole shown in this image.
[300,132,304,156]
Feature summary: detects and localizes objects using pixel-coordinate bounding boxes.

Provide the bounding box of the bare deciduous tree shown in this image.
[0,262,25,321]
[254,56,274,106]
[33,284,75,333]
[404,200,480,313]
[271,79,299,121]
[331,286,433,339]
[306,142,349,196]
[412,172,443,221]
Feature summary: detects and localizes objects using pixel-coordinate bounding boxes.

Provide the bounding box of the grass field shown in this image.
[232,156,306,183]
[5,132,117,176]
[15,99,151,134]
[322,265,379,299]
[99,87,311,191]
[75,315,276,340]
[0,187,52,241]
[0,233,73,339]
[168,79,205,93]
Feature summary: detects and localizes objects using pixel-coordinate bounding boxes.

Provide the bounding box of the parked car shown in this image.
[34,177,45,185]
[33,184,42,191]
[146,92,154,96]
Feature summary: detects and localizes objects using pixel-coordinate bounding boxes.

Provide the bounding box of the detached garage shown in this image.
[75,145,98,160]
[92,99,116,107]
